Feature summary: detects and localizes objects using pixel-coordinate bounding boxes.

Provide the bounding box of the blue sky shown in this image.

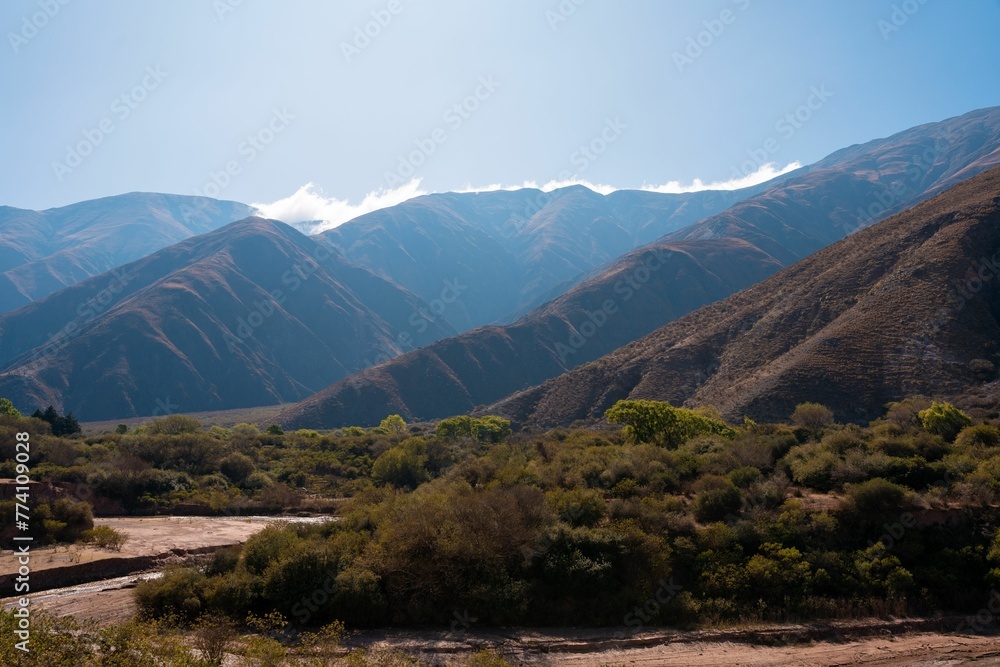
[2,0,999,227]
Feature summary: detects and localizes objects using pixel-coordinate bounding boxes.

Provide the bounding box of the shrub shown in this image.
[242,525,302,575]
[219,452,256,485]
[693,477,742,522]
[955,424,1000,449]
[372,443,428,489]
[0,397,20,417]
[791,402,834,431]
[82,525,128,551]
[919,402,973,442]
[547,488,606,527]
[332,566,387,626]
[135,567,207,620]
[244,471,274,490]
[846,478,909,515]
[204,547,240,577]
[145,414,201,435]
[605,399,736,448]
[374,414,407,436]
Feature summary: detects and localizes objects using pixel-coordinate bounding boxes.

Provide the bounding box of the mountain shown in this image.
[0,218,454,420]
[0,192,254,314]
[316,185,765,331]
[489,164,1000,427]
[276,107,1000,429]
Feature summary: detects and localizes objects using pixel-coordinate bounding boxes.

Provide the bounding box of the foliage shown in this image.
[31,405,80,436]
[918,402,973,441]
[605,399,736,448]
[435,415,512,443]
[82,525,129,551]
[371,439,429,489]
[373,414,408,436]
[0,397,21,417]
[791,402,834,431]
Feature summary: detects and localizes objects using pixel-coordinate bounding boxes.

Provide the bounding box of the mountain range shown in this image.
[0,193,253,314]
[276,106,1000,428]
[0,219,454,419]
[489,163,1000,426]
[2,107,999,425]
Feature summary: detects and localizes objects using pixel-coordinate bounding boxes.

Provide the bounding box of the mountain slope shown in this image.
[0,193,254,314]
[316,185,763,330]
[490,165,1000,427]
[276,107,1000,429]
[0,218,454,420]
[277,238,780,428]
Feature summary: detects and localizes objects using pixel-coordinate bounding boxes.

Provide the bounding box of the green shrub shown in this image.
[693,477,742,522]
[791,402,834,431]
[242,525,301,575]
[372,443,428,489]
[605,399,736,448]
[82,525,128,551]
[219,452,256,485]
[919,402,973,442]
[846,478,909,515]
[135,567,207,620]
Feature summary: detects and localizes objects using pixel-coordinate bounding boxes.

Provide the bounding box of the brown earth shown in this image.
[0,516,314,594]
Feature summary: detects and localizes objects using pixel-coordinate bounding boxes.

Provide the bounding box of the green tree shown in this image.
[918,401,973,441]
[791,402,834,430]
[472,415,512,443]
[605,399,735,448]
[375,414,407,436]
[0,397,20,417]
[372,441,429,489]
[146,414,201,435]
[436,415,476,440]
[219,452,256,485]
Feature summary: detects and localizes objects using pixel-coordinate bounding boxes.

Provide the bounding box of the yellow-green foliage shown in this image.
[605,399,736,448]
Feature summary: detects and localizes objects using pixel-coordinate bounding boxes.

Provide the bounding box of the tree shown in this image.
[146,414,201,435]
[219,452,256,486]
[115,424,129,434]
[265,424,284,435]
[0,398,20,417]
[59,412,81,436]
[372,441,429,489]
[605,399,735,448]
[436,415,476,440]
[375,414,407,436]
[35,405,82,436]
[918,402,973,441]
[791,402,834,430]
[471,416,512,443]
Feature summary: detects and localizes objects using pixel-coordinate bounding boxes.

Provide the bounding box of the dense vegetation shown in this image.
[3,395,1000,648]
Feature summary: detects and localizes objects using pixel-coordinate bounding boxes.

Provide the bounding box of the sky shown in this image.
[2,0,999,228]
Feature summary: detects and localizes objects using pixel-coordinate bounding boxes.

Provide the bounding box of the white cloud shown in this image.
[639,161,802,194]
[255,162,802,233]
[251,180,427,234]
[454,162,801,197]
[455,179,618,195]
